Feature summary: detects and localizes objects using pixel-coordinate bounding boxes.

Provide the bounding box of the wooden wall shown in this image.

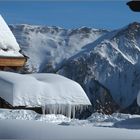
[0,57,26,67]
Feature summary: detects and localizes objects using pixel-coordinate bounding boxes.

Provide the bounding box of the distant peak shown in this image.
[127,22,140,29]
[116,22,140,37]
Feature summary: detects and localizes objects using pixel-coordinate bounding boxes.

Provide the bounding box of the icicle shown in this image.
[42,103,90,118]
[72,105,75,118]
[67,104,71,118]
[53,104,56,114]
[42,104,46,115]
[58,104,61,114]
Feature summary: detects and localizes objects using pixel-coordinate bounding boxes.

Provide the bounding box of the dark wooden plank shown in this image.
[0,57,26,67]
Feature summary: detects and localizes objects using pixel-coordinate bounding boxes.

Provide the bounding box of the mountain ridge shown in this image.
[9,22,140,114]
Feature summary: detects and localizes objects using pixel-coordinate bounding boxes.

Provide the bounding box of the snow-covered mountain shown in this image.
[9,22,140,114]
[9,24,108,72]
[58,22,140,112]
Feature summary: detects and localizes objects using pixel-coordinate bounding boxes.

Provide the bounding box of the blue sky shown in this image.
[0,1,140,30]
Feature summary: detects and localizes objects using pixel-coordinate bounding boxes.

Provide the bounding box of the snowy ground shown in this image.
[0,109,140,139]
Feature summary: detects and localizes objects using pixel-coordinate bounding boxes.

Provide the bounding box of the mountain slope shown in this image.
[58,22,140,110]
[9,24,108,72]
[9,22,140,113]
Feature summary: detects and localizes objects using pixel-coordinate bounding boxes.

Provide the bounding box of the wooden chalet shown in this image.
[0,15,28,112]
[0,15,27,70]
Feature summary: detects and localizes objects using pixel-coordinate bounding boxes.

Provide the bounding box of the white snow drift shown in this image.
[0,15,23,57]
[0,71,91,117]
[0,109,140,140]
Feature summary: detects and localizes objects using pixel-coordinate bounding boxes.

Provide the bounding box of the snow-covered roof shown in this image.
[0,15,23,57]
[0,71,91,117]
[0,71,91,107]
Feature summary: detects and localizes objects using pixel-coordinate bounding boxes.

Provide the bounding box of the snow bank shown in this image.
[0,109,140,139]
[0,15,23,57]
[0,109,140,127]
[0,119,140,140]
[0,109,70,124]
[0,71,91,117]
[0,109,140,126]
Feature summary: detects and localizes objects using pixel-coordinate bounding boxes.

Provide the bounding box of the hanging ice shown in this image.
[137,92,140,106]
[0,71,91,118]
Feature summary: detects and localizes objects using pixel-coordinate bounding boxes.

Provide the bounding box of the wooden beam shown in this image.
[0,57,26,67]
